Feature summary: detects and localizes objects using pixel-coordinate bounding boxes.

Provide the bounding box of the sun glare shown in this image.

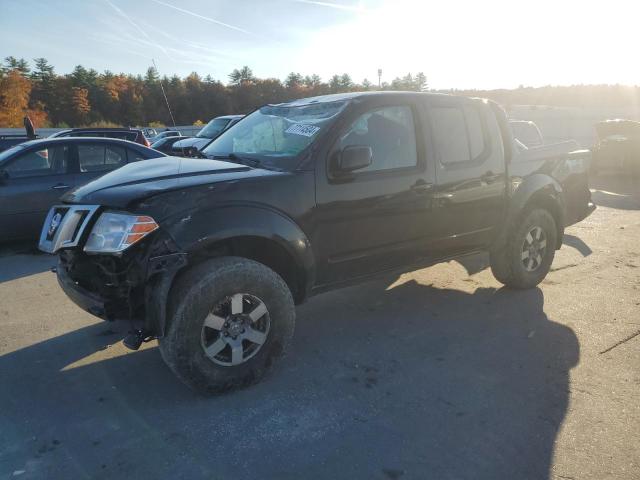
[298,0,640,89]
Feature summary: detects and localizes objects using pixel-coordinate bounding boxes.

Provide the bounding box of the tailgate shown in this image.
[557,149,596,225]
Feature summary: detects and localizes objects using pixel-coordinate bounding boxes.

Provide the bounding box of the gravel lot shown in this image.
[0,175,638,480]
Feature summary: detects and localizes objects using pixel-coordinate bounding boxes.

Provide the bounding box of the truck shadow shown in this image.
[0,242,54,284]
[455,232,592,275]
[0,281,578,480]
[0,253,55,284]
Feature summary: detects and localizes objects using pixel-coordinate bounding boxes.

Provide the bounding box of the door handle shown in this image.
[481,171,498,184]
[51,184,70,190]
[410,180,434,194]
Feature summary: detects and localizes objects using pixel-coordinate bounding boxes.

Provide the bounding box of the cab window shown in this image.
[338,105,418,172]
[431,104,488,165]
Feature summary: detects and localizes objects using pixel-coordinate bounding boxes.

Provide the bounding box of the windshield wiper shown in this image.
[212,153,263,168]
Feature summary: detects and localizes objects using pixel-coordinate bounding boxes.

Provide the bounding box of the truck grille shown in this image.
[39,205,100,253]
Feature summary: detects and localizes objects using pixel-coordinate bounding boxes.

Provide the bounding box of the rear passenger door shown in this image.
[426,97,507,253]
[75,142,128,185]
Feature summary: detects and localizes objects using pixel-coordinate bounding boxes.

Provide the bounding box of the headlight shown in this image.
[84,212,159,254]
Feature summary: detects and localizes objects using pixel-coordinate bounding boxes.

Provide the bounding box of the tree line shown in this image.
[0,56,427,128]
[1,55,639,129]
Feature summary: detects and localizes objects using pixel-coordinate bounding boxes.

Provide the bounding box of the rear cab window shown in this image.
[427,98,505,181]
[429,103,489,166]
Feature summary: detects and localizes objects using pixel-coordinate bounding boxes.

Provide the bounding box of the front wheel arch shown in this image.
[185,235,309,304]
[159,256,295,394]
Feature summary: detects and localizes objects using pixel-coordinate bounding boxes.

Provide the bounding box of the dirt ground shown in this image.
[0,174,638,480]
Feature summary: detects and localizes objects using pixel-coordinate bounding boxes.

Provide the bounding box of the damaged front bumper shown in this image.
[55,243,187,338]
[57,261,109,320]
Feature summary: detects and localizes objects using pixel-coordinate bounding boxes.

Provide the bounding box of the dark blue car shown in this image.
[0,137,166,242]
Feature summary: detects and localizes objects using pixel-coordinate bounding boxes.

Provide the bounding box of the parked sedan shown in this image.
[149,130,182,143]
[50,127,151,147]
[150,135,187,155]
[0,137,166,242]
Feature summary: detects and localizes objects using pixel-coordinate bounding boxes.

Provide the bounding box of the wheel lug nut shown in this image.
[223,332,229,337]
[224,322,229,328]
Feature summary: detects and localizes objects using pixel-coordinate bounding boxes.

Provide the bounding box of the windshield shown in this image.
[202,101,347,168]
[0,144,27,165]
[197,118,231,139]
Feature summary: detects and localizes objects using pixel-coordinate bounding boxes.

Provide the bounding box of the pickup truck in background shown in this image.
[39,92,595,394]
[171,115,244,157]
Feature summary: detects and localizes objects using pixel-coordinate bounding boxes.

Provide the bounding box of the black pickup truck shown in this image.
[39,92,594,394]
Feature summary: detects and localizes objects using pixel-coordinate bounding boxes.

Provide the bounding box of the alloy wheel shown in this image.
[200,293,270,366]
[521,226,547,272]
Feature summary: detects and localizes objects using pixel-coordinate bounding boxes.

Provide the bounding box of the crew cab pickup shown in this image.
[39,92,595,394]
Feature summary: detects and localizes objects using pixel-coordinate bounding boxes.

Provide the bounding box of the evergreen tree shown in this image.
[228,66,255,86]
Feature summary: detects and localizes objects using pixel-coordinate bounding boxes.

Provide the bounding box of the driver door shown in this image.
[0,144,74,241]
[313,101,437,286]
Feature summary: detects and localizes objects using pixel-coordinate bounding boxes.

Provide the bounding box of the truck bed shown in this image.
[511,141,595,226]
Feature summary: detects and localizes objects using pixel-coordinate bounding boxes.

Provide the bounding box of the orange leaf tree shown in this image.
[0,70,32,127]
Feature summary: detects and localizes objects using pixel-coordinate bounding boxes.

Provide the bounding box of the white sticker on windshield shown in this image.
[285,123,321,137]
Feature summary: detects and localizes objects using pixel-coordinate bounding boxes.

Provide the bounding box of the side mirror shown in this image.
[337,145,372,173]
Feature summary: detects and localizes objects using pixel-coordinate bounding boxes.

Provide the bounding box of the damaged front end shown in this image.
[41,205,187,348]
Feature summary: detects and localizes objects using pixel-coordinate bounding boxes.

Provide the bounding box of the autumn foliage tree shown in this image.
[0,70,33,127]
[6,55,640,130]
[71,87,90,125]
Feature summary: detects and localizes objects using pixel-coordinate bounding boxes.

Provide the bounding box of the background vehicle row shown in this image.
[0,137,165,241]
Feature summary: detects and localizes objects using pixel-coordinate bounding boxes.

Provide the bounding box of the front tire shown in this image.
[490,209,557,289]
[159,257,295,395]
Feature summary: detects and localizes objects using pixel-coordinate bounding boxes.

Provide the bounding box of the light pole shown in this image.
[377,68,382,89]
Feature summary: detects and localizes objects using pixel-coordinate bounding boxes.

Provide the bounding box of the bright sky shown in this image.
[2,0,638,89]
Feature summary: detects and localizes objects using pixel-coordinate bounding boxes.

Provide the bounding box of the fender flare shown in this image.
[165,203,315,291]
[496,174,566,250]
[145,205,315,337]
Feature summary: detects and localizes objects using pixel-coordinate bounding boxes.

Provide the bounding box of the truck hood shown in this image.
[63,156,261,208]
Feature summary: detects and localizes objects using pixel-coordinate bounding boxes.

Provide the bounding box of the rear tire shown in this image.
[490,209,557,289]
[159,256,295,395]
